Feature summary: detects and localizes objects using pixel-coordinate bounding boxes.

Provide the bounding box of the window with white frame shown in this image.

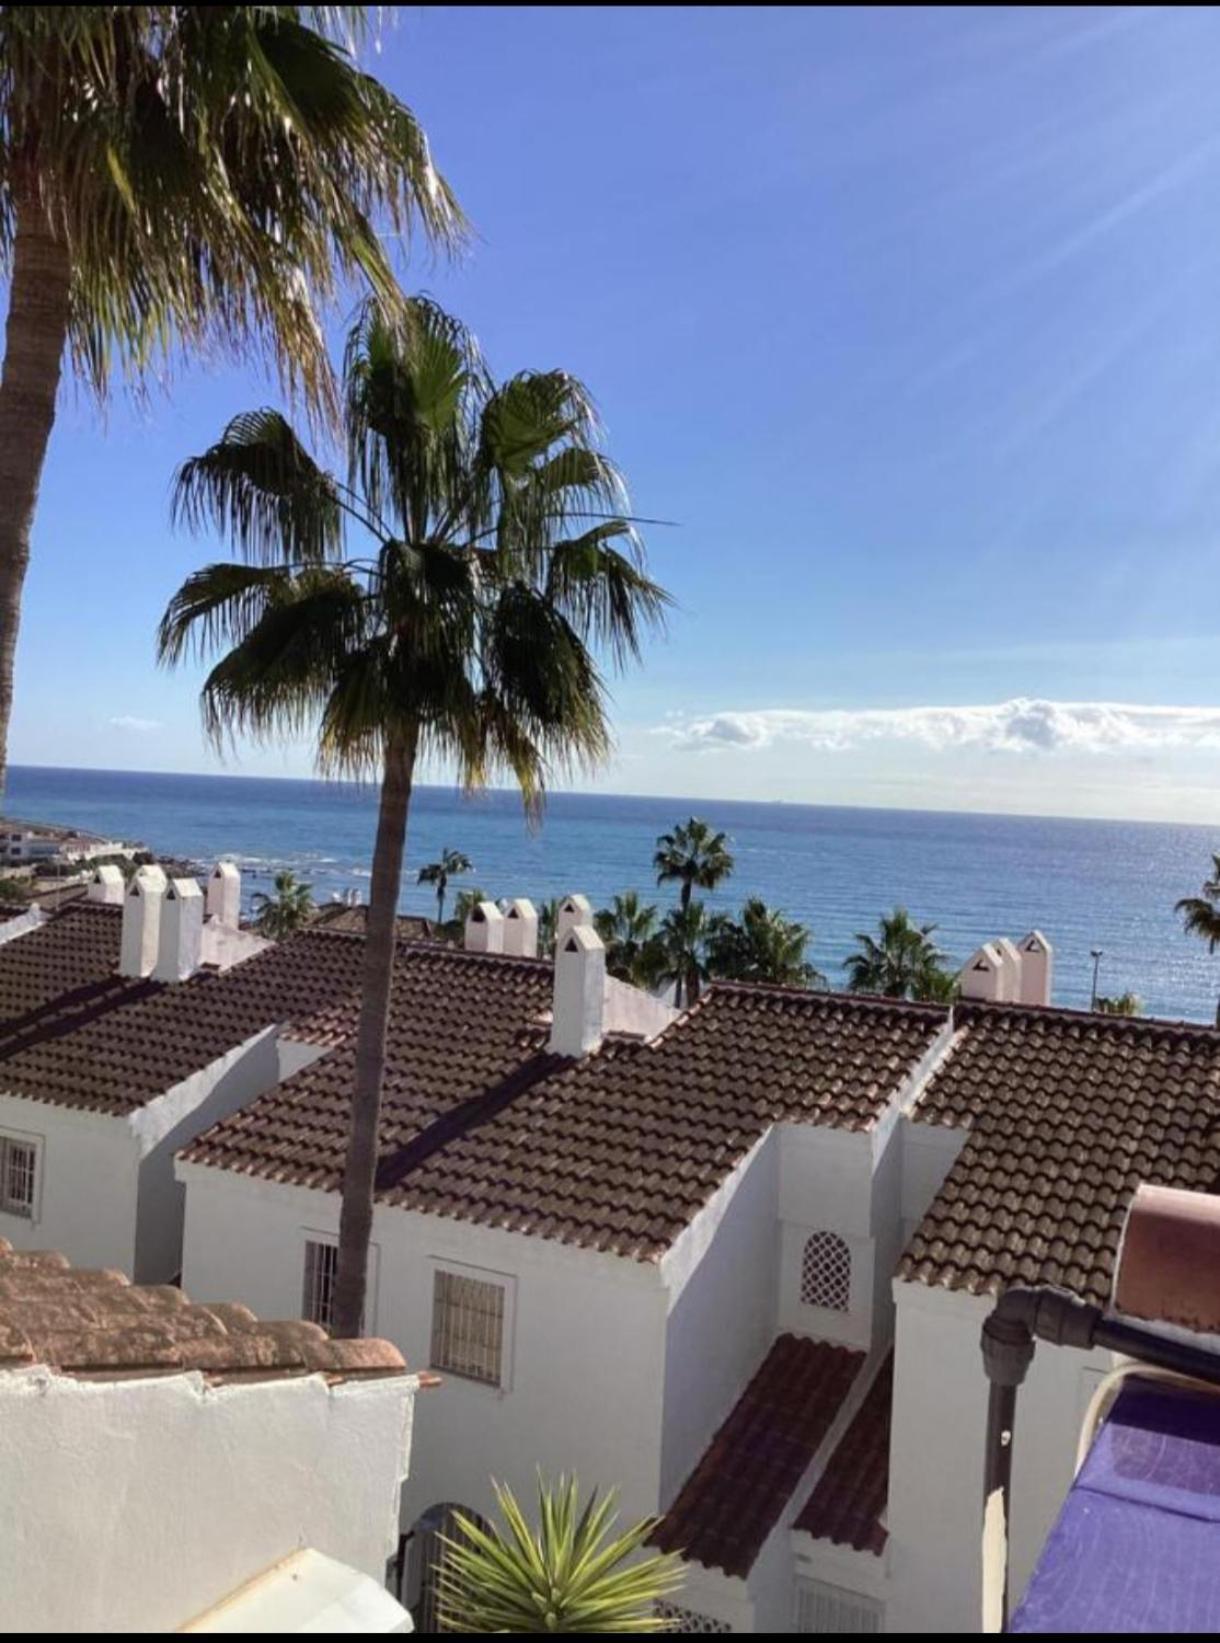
[655,1601,731,1633]
[795,1578,882,1633]
[302,1238,339,1330]
[0,1132,38,1218]
[430,1266,508,1386]
[800,1229,851,1312]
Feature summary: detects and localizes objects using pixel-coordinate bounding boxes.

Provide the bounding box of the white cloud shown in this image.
[663,698,1220,757]
[108,715,162,734]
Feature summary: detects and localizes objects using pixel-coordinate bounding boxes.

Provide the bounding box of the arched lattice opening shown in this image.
[800,1230,851,1312]
[402,1502,491,1633]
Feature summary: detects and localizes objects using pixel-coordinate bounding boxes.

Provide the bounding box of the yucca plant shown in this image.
[435,1475,684,1634]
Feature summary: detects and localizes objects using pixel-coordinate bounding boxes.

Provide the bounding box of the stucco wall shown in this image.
[0,1093,139,1271]
[0,1365,414,1633]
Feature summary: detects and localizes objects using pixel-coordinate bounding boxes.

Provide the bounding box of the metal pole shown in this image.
[1089,948,1103,1010]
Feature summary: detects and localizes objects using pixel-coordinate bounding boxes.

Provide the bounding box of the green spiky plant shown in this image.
[843,906,953,1002]
[435,1475,685,1634]
[250,868,314,938]
[706,896,824,988]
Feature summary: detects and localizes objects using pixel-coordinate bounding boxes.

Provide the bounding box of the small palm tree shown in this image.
[436,1475,683,1634]
[536,897,560,956]
[1176,854,1220,1025]
[653,818,734,915]
[160,298,668,1337]
[844,907,951,1001]
[251,869,314,939]
[0,5,464,795]
[707,897,824,988]
[418,848,474,926]
[656,900,715,1009]
[1096,991,1143,1017]
[594,891,662,986]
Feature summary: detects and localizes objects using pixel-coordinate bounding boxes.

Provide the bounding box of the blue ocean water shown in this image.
[6,764,1219,1022]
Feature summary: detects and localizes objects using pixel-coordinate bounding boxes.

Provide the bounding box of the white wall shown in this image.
[776,1125,877,1350]
[180,1168,670,1532]
[886,1279,1116,1634]
[0,1094,139,1272]
[0,1364,414,1633]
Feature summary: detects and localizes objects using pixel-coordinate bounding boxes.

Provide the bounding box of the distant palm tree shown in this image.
[418,848,474,926]
[595,891,663,986]
[1176,853,1220,1025]
[844,907,951,1001]
[251,870,314,939]
[1096,991,1143,1017]
[708,897,824,988]
[536,897,560,956]
[656,900,715,1009]
[653,818,734,914]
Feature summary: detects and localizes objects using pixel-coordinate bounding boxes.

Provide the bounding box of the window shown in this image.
[655,1602,731,1633]
[0,1133,37,1218]
[795,1579,882,1634]
[431,1267,507,1386]
[800,1230,852,1312]
[302,1238,338,1330]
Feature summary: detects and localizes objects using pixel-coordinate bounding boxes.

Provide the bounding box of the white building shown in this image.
[0,1236,419,1633]
[0,865,362,1282]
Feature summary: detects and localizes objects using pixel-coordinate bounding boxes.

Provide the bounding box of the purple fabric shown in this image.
[1011,1378,1220,1634]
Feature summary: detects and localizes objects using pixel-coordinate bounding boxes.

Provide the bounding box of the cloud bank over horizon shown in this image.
[662,698,1220,758]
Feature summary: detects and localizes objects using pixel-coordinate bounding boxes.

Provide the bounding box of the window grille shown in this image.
[302,1238,339,1330]
[0,1135,37,1217]
[800,1230,852,1311]
[795,1579,882,1633]
[430,1269,506,1386]
[656,1601,731,1632]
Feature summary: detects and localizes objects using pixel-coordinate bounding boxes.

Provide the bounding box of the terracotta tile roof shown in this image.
[310,904,436,941]
[0,904,365,1115]
[899,1002,1220,1305]
[651,1335,863,1577]
[795,1353,892,1555]
[0,1239,405,1383]
[186,977,945,1260]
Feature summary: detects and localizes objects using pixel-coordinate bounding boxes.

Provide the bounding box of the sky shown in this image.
[12,4,1220,822]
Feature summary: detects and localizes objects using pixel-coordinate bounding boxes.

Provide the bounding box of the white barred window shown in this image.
[0,1133,37,1218]
[302,1238,338,1330]
[431,1268,507,1386]
[800,1230,851,1312]
[795,1579,882,1633]
[656,1602,731,1633]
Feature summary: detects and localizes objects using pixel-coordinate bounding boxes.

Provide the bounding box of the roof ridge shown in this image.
[952,996,1220,1042]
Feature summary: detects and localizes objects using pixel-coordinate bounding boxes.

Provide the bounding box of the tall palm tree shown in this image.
[1175,852,1220,1024]
[159,298,668,1336]
[653,818,734,914]
[417,847,473,925]
[707,897,824,988]
[251,869,314,938]
[0,5,464,794]
[844,907,951,1002]
[594,891,662,986]
[656,900,714,1010]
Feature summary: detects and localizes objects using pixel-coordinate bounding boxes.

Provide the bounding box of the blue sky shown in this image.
[12,5,1220,820]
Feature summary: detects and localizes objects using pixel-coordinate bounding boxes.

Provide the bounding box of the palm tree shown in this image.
[653,818,734,914]
[452,886,494,930]
[707,897,824,988]
[1176,853,1220,1025]
[656,900,715,1010]
[594,891,663,986]
[417,847,474,926]
[159,298,668,1337]
[844,907,951,1002]
[1096,991,1143,1017]
[536,897,560,956]
[251,869,314,939]
[0,5,464,795]
[436,1475,683,1634]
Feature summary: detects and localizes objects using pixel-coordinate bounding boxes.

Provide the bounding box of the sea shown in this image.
[6,764,1219,1023]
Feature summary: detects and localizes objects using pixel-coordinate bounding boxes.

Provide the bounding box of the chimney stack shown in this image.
[555,894,593,945]
[88,864,125,906]
[1017,930,1053,1007]
[153,878,204,983]
[206,861,241,929]
[502,898,539,959]
[119,865,168,979]
[992,937,1022,1003]
[464,900,505,954]
[549,924,605,1058]
[958,941,1006,1004]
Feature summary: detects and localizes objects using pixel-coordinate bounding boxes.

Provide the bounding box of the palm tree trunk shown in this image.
[333,724,418,1338]
[437,881,446,925]
[0,195,72,799]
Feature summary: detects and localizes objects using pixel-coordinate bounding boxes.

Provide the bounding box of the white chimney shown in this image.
[153,878,204,983]
[992,937,1022,1003]
[1017,930,1053,1007]
[119,865,168,979]
[464,899,505,954]
[549,925,605,1057]
[206,861,241,928]
[88,864,125,906]
[502,898,539,959]
[958,941,1006,1004]
[555,894,593,945]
